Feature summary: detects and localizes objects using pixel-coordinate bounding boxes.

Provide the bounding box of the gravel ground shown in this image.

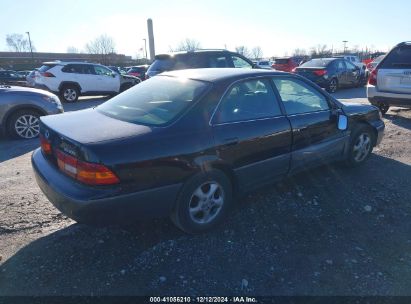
[1,88,411,296]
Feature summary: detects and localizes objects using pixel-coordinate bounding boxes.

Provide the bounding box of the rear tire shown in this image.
[7,110,41,139]
[327,78,338,93]
[171,170,233,234]
[60,85,79,102]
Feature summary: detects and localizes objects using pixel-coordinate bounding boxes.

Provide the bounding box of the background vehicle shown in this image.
[0,70,25,84]
[272,57,303,72]
[34,62,141,102]
[295,58,362,92]
[32,68,384,234]
[0,85,63,139]
[146,49,256,78]
[367,41,411,114]
[26,70,37,87]
[366,55,385,71]
[334,55,369,80]
[127,65,149,80]
[108,66,127,75]
[254,60,273,70]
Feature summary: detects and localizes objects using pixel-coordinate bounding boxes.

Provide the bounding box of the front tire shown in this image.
[327,78,338,93]
[171,170,233,234]
[346,125,375,167]
[7,110,41,139]
[60,85,79,102]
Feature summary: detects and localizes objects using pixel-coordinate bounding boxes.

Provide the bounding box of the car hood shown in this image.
[340,101,378,116]
[40,108,153,144]
[1,85,56,96]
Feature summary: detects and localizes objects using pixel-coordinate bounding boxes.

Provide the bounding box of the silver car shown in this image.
[0,85,63,139]
[367,41,411,114]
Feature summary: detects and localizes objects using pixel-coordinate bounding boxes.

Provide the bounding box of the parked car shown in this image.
[127,65,149,80]
[34,62,141,102]
[108,66,128,75]
[0,70,25,84]
[295,58,363,93]
[272,57,303,72]
[16,70,32,78]
[367,41,411,114]
[366,55,385,72]
[26,69,38,87]
[254,60,273,70]
[32,68,384,233]
[0,85,63,139]
[334,55,369,80]
[146,49,257,78]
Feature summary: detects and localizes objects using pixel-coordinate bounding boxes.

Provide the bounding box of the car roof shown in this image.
[42,61,97,66]
[155,49,232,58]
[160,68,287,82]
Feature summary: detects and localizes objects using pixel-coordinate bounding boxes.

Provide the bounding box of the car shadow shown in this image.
[0,137,38,163]
[1,155,411,295]
[385,108,411,130]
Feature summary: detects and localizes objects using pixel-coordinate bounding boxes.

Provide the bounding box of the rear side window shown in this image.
[274,58,289,64]
[215,79,282,123]
[301,59,333,68]
[38,64,56,72]
[380,45,411,69]
[208,55,230,68]
[97,76,210,126]
[148,56,177,72]
[273,78,329,115]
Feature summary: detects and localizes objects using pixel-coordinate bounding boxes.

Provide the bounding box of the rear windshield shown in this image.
[274,58,289,64]
[380,46,411,69]
[300,59,334,68]
[97,76,210,126]
[38,64,57,72]
[147,56,177,72]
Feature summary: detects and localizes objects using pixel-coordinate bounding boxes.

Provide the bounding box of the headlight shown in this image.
[42,95,63,111]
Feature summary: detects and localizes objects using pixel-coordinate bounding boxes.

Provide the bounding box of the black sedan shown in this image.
[295,58,363,93]
[32,69,384,233]
[0,70,25,85]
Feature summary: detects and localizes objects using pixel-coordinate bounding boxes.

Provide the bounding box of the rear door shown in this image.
[345,60,360,85]
[377,44,411,94]
[211,78,292,190]
[93,65,120,93]
[336,60,348,86]
[271,76,347,173]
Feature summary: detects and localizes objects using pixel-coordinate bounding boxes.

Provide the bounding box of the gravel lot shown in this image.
[1,88,411,296]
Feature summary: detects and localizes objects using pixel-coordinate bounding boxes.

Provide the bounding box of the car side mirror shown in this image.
[338,114,348,130]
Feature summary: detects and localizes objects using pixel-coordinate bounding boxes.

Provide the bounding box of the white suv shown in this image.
[34,62,140,102]
[367,42,411,114]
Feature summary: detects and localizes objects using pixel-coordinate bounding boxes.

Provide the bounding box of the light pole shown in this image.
[26,31,34,64]
[342,40,348,54]
[142,38,147,59]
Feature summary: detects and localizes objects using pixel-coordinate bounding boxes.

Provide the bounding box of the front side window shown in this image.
[94,65,114,76]
[208,55,230,68]
[214,79,281,123]
[231,56,253,69]
[97,76,209,126]
[272,78,329,115]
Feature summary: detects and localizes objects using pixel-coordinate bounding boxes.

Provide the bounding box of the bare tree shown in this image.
[171,38,201,52]
[6,33,34,52]
[251,46,263,60]
[66,46,79,53]
[293,48,307,56]
[85,34,116,64]
[235,46,251,58]
[310,44,332,58]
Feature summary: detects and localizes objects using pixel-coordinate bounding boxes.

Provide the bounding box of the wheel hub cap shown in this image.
[15,115,39,139]
[353,133,371,162]
[189,182,225,224]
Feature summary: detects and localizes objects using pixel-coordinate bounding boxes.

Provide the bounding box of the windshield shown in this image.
[97,76,210,126]
[300,59,334,67]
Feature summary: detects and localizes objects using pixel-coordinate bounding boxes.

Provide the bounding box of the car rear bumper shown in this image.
[31,148,182,224]
[367,86,411,106]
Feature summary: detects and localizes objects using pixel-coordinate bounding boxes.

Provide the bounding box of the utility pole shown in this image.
[342,40,348,54]
[142,38,147,59]
[26,32,34,64]
[147,18,155,61]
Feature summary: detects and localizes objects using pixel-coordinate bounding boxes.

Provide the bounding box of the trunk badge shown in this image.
[45,130,50,139]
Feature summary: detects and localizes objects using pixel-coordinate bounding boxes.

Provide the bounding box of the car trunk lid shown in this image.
[377,69,411,94]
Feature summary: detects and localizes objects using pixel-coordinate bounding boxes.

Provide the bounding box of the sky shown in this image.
[0,0,410,58]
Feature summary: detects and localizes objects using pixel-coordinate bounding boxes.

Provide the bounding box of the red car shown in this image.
[127,65,149,80]
[272,57,303,72]
[366,55,385,71]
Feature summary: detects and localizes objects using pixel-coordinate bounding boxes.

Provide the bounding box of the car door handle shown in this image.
[223,137,239,146]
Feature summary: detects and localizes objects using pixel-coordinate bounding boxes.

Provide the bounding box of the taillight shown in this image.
[313,70,327,76]
[40,72,55,77]
[56,150,119,185]
[369,68,378,86]
[39,134,52,155]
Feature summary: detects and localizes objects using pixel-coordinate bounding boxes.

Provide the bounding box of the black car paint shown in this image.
[32,69,384,224]
[296,59,361,90]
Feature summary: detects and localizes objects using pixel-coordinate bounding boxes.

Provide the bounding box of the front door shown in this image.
[211,78,292,191]
[271,76,347,173]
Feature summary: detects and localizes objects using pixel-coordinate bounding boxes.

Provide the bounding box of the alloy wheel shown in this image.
[189,182,225,224]
[64,88,77,102]
[353,133,371,162]
[14,114,40,139]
